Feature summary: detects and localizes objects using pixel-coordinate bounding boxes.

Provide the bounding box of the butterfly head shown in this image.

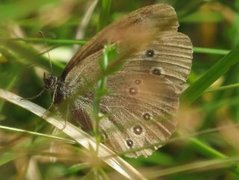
[43,72,67,104]
[43,72,58,91]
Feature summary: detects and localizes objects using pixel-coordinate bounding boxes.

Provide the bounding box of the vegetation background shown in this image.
[1,0,239,179]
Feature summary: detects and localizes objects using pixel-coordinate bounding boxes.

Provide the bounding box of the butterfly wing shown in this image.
[57,4,192,158]
[60,4,178,80]
[58,4,179,104]
[99,32,192,157]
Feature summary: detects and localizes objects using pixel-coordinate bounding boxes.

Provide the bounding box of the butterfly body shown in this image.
[48,4,193,158]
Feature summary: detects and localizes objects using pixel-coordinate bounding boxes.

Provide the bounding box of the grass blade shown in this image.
[0,89,146,180]
[182,44,239,104]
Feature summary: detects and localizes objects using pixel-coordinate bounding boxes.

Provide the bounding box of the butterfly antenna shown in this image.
[39,31,53,73]
[24,32,56,101]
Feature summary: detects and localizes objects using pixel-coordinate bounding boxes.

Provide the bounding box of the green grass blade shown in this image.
[182,44,239,104]
[98,0,112,30]
[190,138,239,175]
[0,37,86,46]
[193,47,229,55]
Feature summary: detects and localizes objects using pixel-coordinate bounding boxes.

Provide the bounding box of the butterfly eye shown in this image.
[43,73,58,90]
[145,49,155,57]
[143,112,151,120]
[133,125,143,135]
[126,139,134,148]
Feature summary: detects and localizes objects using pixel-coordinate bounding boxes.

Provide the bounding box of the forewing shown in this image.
[61,4,178,80]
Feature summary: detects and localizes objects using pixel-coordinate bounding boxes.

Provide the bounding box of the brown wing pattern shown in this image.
[97,32,192,157]
[59,4,192,158]
[61,4,178,80]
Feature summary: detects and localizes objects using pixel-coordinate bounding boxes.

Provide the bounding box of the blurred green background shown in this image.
[1,0,239,179]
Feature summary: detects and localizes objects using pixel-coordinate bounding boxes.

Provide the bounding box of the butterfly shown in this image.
[44,3,193,158]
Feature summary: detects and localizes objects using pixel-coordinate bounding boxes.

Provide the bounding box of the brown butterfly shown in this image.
[44,4,193,158]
